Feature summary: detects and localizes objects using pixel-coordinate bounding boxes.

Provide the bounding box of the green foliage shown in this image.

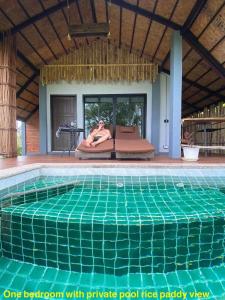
[85,99,144,136]
[17,130,22,156]
[85,102,113,132]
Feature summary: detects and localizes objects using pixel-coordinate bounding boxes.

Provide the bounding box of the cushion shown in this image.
[115,139,155,153]
[77,139,114,153]
[119,126,135,133]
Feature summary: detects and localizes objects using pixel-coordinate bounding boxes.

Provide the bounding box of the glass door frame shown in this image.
[83,94,147,138]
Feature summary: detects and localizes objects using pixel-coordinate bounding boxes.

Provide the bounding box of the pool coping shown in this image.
[1,162,225,180]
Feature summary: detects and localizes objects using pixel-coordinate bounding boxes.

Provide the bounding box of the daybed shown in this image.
[115,126,155,159]
[75,139,114,159]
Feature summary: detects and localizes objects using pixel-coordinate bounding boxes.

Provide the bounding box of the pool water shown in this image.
[1,175,225,299]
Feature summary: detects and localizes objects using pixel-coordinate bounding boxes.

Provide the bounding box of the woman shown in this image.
[182,130,193,144]
[82,120,112,147]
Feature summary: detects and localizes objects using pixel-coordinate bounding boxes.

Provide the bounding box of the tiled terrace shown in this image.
[0,154,225,170]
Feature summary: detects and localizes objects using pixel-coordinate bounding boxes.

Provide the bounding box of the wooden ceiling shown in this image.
[0,0,225,121]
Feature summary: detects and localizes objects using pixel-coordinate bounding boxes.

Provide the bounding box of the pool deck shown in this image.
[0,154,225,170]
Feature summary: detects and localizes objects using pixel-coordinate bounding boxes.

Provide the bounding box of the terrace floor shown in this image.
[0,154,225,170]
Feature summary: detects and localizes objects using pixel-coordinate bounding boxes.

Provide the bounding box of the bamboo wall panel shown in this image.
[41,40,158,84]
[188,100,225,154]
[0,34,17,157]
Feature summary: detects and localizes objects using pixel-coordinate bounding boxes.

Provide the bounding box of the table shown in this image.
[56,127,84,156]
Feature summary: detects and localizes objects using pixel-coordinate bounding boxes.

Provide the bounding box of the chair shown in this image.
[75,126,114,159]
[115,126,155,159]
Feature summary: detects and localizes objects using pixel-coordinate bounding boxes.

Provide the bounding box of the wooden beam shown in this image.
[161,68,223,98]
[17,73,38,98]
[140,0,158,57]
[109,0,181,30]
[6,0,74,36]
[25,105,39,122]
[119,6,122,48]
[0,7,47,64]
[90,0,97,23]
[130,0,139,53]
[39,0,68,55]
[17,51,39,73]
[108,0,225,80]
[181,0,207,33]
[17,0,58,60]
[183,31,225,79]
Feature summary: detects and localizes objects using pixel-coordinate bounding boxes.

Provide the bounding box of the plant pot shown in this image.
[182,146,199,161]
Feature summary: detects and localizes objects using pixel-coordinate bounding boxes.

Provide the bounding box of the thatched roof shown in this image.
[0,0,225,121]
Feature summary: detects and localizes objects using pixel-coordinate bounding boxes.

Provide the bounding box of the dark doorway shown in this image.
[51,95,77,151]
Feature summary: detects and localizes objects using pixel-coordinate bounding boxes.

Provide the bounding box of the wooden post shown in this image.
[0,34,17,157]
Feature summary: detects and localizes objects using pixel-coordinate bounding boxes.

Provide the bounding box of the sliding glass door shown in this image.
[84,94,146,138]
[84,96,113,136]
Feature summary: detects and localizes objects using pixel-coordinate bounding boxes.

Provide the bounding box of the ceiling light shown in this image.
[69,23,110,37]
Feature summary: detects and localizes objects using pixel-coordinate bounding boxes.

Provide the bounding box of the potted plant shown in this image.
[182,130,199,161]
[182,145,200,161]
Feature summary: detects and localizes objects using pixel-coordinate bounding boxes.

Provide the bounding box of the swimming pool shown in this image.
[1,166,225,299]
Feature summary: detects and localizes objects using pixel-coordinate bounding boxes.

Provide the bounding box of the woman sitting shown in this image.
[181,130,193,144]
[82,120,112,147]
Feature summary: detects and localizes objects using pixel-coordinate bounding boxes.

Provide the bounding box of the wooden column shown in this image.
[0,34,17,157]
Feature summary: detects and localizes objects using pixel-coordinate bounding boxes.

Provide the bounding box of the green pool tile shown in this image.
[29,267,46,280]
[1,175,225,299]
[115,275,128,288]
[67,272,81,284]
[23,280,39,291]
[0,272,14,286]
[36,282,53,291]
[0,257,11,270]
[41,269,57,283]
[79,273,92,286]
[55,271,70,283]
[104,275,116,288]
[10,276,27,290]
[50,283,66,293]
[207,282,225,296]
[177,270,192,285]
[129,275,142,288]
